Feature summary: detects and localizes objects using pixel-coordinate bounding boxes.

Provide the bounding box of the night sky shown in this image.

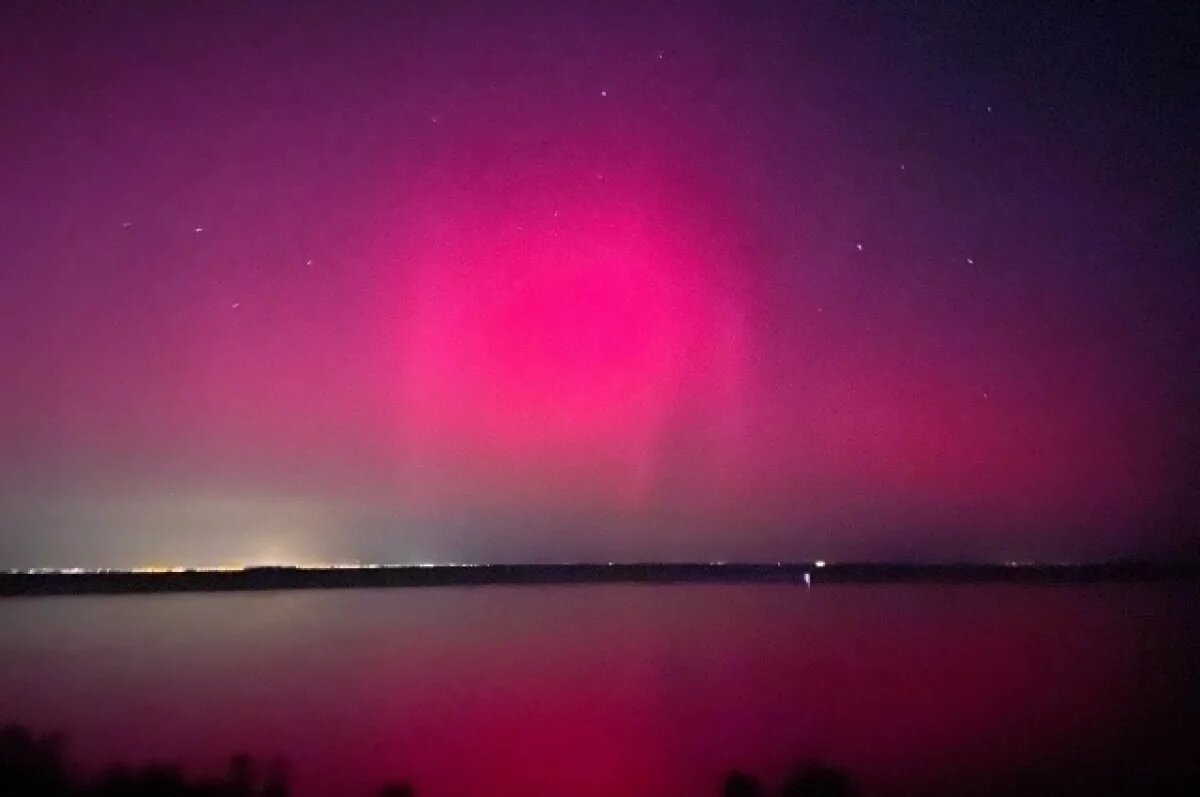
[1,1,1197,568]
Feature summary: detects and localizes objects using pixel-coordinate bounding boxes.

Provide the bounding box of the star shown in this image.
[600,90,607,97]
[856,243,863,252]
[306,259,314,266]
[986,105,993,113]
[121,222,132,229]
[231,302,240,310]
[194,227,204,233]
[967,257,975,265]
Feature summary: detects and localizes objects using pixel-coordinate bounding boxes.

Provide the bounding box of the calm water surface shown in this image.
[2,584,1198,796]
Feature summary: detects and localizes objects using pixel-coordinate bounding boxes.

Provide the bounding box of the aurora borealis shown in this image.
[1,1,1196,567]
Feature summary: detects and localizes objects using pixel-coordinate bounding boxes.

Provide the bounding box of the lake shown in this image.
[2,583,1198,795]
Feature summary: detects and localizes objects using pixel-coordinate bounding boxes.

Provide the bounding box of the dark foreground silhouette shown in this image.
[2,724,857,797]
[723,765,854,797]
[5,722,1199,796]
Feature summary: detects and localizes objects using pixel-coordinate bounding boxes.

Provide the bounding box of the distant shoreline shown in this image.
[2,562,1199,597]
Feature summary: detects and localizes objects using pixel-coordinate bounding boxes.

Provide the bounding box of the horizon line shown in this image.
[5,559,1199,576]
[5,560,1199,597]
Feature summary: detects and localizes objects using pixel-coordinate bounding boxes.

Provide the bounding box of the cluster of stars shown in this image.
[837,99,997,275]
[117,221,333,312]
[122,47,997,389]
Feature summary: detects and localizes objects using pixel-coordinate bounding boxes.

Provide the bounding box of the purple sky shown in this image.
[1,1,1197,567]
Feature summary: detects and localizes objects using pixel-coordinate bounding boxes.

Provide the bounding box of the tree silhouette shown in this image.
[780,762,856,797]
[722,769,765,797]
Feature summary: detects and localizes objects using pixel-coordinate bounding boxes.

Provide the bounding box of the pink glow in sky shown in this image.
[0,1,1196,566]
[387,153,751,515]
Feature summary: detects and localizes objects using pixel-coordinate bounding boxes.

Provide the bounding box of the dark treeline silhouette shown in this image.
[0,725,420,797]
[6,722,1200,796]
[5,561,1199,597]
[3,724,857,797]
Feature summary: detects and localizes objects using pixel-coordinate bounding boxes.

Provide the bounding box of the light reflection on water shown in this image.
[1,583,1197,796]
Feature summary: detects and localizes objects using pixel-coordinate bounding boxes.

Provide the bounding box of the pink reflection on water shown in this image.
[0,584,1195,796]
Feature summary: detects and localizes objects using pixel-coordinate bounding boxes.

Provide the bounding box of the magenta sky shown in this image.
[1,1,1197,567]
